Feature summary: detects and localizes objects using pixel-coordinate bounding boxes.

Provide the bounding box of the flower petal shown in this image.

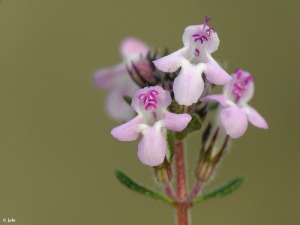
[204,55,232,85]
[93,64,127,89]
[111,116,142,141]
[153,49,184,73]
[105,86,136,122]
[120,37,149,61]
[220,106,248,139]
[201,94,229,107]
[161,111,192,132]
[173,60,205,106]
[244,105,268,129]
[138,124,166,166]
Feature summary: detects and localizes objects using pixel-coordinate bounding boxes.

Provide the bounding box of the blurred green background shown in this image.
[0,0,299,225]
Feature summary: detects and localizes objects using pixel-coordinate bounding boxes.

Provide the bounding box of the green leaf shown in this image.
[123,96,132,105]
[194,177,245,204]
[208,102,219,111]
[175,114,202,139]
[115,170,174,205]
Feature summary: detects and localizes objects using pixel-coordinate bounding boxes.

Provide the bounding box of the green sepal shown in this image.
[123,96,132,105]
[169,100,180,114]
[175,114,202,139]
[115,170,174,205]
[193,177,245,204]
[208,102,219,111]
[166,131,175,161]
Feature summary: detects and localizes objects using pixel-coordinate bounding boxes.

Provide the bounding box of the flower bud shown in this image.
[154,159,172,184]
[196,127,229,182]
[196,160,215,182]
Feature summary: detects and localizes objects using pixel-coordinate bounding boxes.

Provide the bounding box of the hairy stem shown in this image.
[165,183,176,201]
[188,181,202,201]
[175,140,190,225]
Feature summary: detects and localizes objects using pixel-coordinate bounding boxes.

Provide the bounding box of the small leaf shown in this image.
[115,170,174,205]
[194,177,245,204]
[175,114,202,139]
[123,96,132,105]
[208,102,219,111]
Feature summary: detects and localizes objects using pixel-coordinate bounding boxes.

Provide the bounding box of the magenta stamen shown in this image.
[236,70,243,79]
[139,90,159,110]
[231,71,254,102]
[206,27,215,36]
[244,75,254,84]
[150,90,158,95]
[139,94,146,99]
[200,35,208,43]
[145,103,157,110]
[194,48,200,57]
[192,33,208,44]
[192,34,201,42]
[148,99,157,104]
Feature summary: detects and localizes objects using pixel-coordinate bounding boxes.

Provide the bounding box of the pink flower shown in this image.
[202,69,268,138]
[153,17,231,106]
[93,37,149,121]
[111,86,192,166]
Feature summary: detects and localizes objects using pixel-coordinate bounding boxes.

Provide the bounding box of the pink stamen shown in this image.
[192,34,201,42]
[150,90,158,95]
[200,35,208,43]
[206,27,215,36]
[148,99,157,104]
[192,34,208,44]
[139,94,147,100]
[244,75,254,84]
[231,70,254,102]
[139,90,159,110]
[145,103,157,110]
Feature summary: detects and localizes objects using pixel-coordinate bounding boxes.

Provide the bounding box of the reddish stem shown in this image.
[165,183,176,201]
[175,140,189,225]
[188,181,202,201]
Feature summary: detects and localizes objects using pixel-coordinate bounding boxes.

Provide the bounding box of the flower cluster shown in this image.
[94,17,268,167]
